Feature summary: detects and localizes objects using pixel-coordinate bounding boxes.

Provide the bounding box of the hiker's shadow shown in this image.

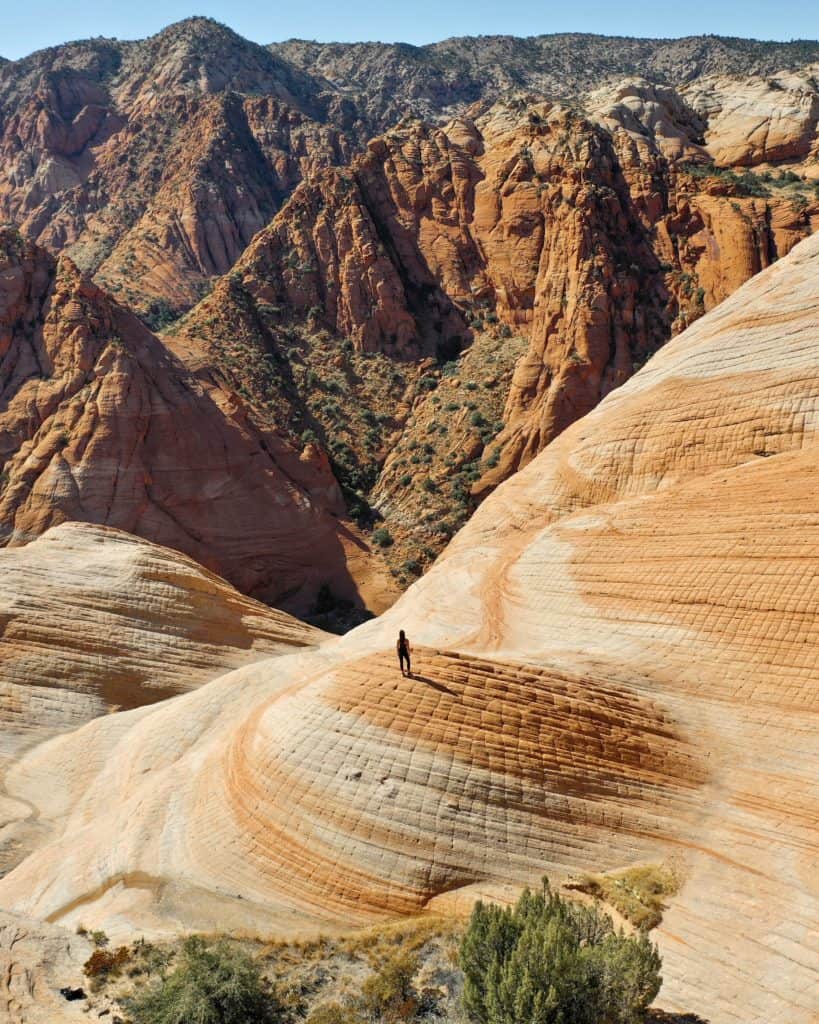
[410,674,457,697]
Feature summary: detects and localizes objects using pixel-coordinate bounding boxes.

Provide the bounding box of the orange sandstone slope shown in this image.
[0,521,324,751]
[0,521,326,881]
[0,228,390,612]
[0,19,363,323]
[3,231,818,1021]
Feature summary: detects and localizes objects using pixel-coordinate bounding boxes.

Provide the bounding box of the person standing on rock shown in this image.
[397,630,412,677]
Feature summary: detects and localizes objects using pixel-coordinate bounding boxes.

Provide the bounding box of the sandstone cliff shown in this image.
[171,95,817,579]
[2,231,817,1023]
[0,227,392,612]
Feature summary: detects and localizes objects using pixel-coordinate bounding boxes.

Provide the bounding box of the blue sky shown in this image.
[3,0,818,61]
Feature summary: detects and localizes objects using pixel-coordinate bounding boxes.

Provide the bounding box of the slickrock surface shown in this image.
[683,68,819,167]
[0,521,323,752]
[0,228,392,611]
[2,232,818,1022]
[0,520,326,880]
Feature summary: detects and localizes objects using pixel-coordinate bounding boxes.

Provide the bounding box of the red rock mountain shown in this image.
[171,96,817,577]
[1,20,818,594]
[0,19,364,323]
[0,227,391,611]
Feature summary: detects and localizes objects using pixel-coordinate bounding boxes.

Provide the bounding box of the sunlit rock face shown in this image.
[2,232,818,1024]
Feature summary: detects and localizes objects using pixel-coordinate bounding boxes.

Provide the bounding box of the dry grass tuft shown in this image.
[565,863,682,930]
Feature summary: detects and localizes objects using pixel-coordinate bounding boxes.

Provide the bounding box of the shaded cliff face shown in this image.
[0,227,392,612]
[173,97,817,579]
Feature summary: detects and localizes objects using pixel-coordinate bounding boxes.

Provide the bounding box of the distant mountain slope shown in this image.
[270,33,819,122]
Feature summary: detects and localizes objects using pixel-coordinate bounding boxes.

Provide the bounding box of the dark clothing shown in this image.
[397,636,411,675]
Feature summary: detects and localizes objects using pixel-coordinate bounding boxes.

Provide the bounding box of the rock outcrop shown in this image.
[0,521,323,751]
[3,231,817,1023]
[0,911,91,1024]
[173,97,816,563]
[0,227,390,611]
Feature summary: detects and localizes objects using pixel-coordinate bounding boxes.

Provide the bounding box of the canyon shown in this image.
[0,20,817,1024]
[1,218,817,1024]
[1,23,818,594]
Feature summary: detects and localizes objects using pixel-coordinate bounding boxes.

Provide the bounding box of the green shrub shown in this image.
[399,474,412,487]
[127,936,280,1024]
[358,950,422,1022]
[142,297,179,331]
[373,527,394,548]
[460,880,662,1024]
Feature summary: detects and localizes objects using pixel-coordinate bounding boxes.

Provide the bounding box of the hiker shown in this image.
[396,629,412,677]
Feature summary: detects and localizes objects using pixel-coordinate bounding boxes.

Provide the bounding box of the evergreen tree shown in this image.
[460,879,662,1024]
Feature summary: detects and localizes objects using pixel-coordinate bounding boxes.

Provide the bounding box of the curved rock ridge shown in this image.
[2,233,818,1023]
[0,227,390,611]
[0,521,324,753]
